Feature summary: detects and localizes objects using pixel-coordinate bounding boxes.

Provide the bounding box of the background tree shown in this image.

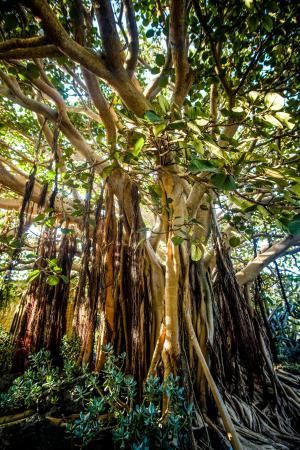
[0,0,299,448]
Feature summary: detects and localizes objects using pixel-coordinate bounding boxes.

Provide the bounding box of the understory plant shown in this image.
[0,341,194,449]
[0,326,13,377]
[0,335,88,413]
[67,344,194,449]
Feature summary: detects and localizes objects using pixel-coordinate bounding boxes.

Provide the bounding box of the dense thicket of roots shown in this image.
[6,180,300,449]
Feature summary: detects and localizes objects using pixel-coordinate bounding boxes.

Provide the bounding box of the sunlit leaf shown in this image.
[27,269,40,283]
[264,93,284,111]
[46,275,60,286]
[191,243,202,261]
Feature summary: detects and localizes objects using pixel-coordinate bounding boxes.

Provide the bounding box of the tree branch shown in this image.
[21,0,149,115]
[93,0,123,70]
[122,0,139,76]
[0,45,61,60]
[169,0,193,106]
[236,235,300,285]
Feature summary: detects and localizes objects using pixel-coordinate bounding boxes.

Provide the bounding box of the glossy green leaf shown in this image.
[46,275,60,286]
[133,136,145,156]
[288,215,300,236]
[229,236,241,247]
[189,159,219,173]
[144,110,161,123]
[191,243,202,261]
[171,236,184,246]
[27,269,40,283]
[211,174,237,191]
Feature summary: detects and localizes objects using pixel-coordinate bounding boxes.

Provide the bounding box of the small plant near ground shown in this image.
[0,341,194,449]
[0,334,86,413]
[61,334,82,379]
[0,326,13,377]
[66,345,194,449]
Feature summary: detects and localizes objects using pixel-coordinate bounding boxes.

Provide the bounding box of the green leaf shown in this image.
[146,29,154,38]
[211,174,237,191]
[158,94,169,113]
[133,136,145,156]
[275,112,295,129]
[33,213,45,223]
[171,236,184,246]
[288,215,300,236]
[195,118,209,127]
[149,184,162,199]
[229,236,241,247]
[264,168,285,179]
[230,107,245,117]
[264,93,284,111]
[155,54,165,66]
[243,0,253,7]
[154,123,166,137]
[27,269,40,283]
[61,228,74,235]
[191,243,202,261]
[151,67,160,75]
[158,74,168,88]
[248,16,258,32]
[204,141,225,159]
[26,63,40,79]
[248,91,260,103]
[263,15,273,32]
[167,120,185,130]
[264,114,283,128]
[144,110,161,123]
[290,183,300,197]
[187,122,201,134]
[60,275,69,284]
[46,275,60,286]
[189,158,219,173]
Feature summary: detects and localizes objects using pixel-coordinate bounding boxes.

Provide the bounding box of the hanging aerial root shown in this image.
[147,323,166,378]
[184,307,243,450]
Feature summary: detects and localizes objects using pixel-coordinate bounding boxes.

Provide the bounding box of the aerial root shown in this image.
[184,307,243,450]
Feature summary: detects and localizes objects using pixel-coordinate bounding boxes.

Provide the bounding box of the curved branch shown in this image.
[21,0,149,115]
[0,198,22,211]
[169,0,193,106]
[236,235,300,285]
[0,36,49,51]
[123,0,139,76]
[81,69,117,146]
[0,45,61,60]
[93,0,123,69]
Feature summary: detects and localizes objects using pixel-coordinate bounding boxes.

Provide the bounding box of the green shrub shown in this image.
[67,345,194,449]
[60,334,82,379]
[0,341,194,449]
[0,326,13,376]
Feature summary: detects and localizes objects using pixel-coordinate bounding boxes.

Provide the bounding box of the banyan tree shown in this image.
[0,0,299,448]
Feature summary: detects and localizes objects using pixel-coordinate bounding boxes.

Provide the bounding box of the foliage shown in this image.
[0,326,13,376]
[67,345,193,449]
[60,334,82,379]
[0,335,82,413]
[0,1,299,447]
[0,342,193,449]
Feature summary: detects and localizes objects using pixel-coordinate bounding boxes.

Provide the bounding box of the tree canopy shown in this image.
[0,1,299,449]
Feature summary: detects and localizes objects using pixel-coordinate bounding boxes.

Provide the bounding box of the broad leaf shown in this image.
[264,93,284,111]
[189,159,219,173]
[211,174,237,191]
